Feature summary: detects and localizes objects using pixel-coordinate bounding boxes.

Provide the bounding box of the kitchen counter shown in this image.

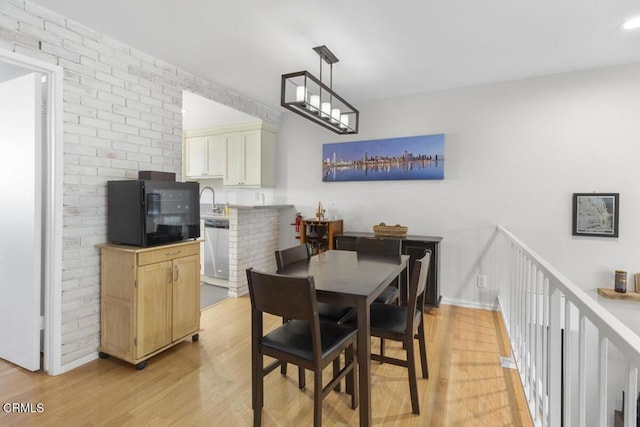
[201,213,230,219]
[201,204,293,219]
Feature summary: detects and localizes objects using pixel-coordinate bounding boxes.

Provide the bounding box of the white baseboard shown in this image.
[440,296,499,311]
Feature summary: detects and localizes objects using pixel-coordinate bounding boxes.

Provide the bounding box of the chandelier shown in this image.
[281,45,359,135]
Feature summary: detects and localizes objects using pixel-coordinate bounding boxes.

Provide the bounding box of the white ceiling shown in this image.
[29,1,640,114]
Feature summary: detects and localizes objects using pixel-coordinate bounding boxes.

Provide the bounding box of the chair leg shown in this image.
[379,338,385,362]
[333,357,341,392]
[418,322,429,379]
[345,344,358,409]
[281,318,289,377]
[314,368,323,427]
[298,366,306,390]
[406,338,420,415]
[253,355,264,425]
[252,351,259,410]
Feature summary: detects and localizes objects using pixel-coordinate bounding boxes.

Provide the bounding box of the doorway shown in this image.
[0,48,63,374]
[181,90,258,309]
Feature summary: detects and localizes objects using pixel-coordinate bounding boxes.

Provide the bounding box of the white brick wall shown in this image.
[228,208,280,297]
[0,0,281,367]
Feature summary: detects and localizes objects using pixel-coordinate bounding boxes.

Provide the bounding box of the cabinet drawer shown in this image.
[137,243,199,266]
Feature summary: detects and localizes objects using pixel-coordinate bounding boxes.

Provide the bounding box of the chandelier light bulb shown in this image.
[331,108,341,124]
[309,95,320,111]
[340,114,349,129]
[296,85,307,102]
[321,102,331,118]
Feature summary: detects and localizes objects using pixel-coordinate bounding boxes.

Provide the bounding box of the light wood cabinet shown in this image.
[299,219,343,254]
[98,240,201,369]
[183,121,276,187]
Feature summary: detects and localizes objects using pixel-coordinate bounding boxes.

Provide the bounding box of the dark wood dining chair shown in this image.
[246,268,358,427]
[356,237,401,304]
[355,237,402,359]
[274,242,309,270]
[275,244,353,324]
[344,250,431,415]
[275,244,354,390]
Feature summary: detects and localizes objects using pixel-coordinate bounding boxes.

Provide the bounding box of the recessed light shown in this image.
[621,15,640,30]
[181,108,188,114]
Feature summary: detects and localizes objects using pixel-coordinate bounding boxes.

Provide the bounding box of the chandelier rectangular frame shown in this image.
[280,46,359,135]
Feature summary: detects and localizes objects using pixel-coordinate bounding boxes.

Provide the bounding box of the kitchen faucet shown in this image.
[199,186,217,213]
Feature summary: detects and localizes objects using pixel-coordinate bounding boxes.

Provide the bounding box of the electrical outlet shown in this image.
[477,275,488,288]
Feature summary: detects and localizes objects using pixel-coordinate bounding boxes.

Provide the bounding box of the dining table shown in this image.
[278,249,410,427]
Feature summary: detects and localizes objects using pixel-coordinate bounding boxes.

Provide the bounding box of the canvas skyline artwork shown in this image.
[322,134,445,182]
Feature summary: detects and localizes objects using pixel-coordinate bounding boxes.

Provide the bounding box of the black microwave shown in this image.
[107,180,200,247]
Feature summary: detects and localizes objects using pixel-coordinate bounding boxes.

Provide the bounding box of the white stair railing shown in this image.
[486,226,640,426]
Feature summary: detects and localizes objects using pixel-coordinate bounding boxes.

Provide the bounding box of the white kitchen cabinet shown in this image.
[184,121,276,187]
[222,130,273,187]
[206,135,227,177]
[184,135,227,178]
[185,136,207,178]
[224,128,275,187]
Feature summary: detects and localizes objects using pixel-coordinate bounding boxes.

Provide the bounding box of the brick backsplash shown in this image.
[0,0,281,367]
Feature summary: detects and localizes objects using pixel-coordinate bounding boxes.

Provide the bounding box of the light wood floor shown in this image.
[0,299,532,426]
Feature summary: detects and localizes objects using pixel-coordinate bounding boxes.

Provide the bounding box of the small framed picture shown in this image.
[572,193,619,238]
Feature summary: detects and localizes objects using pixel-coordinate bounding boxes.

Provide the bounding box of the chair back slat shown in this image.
[406,251,432,330]
[356,237,401,257]
[275,244,310,272]
[246,268,317,323]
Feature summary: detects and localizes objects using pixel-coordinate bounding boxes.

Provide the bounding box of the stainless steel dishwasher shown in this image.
[204,218,229,280]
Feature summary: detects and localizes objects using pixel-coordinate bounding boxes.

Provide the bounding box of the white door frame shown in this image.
[0,48,63,375]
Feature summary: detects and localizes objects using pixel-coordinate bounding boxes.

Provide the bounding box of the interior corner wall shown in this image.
[1,1,280,371]
[275,63,640,309]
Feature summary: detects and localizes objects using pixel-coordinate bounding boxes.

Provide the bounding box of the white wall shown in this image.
[276,63,640,311]
[0,0,280,370]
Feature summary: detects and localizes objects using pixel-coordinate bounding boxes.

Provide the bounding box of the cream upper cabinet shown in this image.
[185,136,226,178]
[185,136,207,178]
[206,135,227,177]
[222,132,244,186]
[184,121,276,187]
[224,129,270,187]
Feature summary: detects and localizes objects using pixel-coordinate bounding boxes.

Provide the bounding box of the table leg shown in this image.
[356,299,371,427]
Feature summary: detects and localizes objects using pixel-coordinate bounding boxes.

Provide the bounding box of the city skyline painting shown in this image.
[322,133,445,182]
